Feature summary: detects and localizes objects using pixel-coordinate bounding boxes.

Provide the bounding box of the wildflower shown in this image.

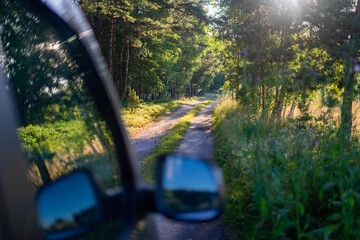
[284,70,290,75]
[255,77,261,83]
[240,50,248,56]
[269,138,276,145]
[309,69,315,74]
[354,58,359,64]
[312,139,318,146]
[355,64,360,73]
[247,73,252,78]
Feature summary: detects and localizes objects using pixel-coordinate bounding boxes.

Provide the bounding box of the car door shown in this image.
[0,0,145,239]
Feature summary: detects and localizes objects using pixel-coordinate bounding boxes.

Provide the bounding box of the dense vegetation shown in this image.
[212,0,360,238]
[214,96,360,239]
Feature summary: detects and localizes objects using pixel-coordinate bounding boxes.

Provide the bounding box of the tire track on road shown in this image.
[130,97,211,164]
[151,99,228,240]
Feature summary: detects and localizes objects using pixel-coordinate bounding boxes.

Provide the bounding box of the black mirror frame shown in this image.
[155,155,225,222]
[36,170,104,240]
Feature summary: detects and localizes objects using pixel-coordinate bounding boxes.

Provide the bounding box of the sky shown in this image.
[206,4,218,17]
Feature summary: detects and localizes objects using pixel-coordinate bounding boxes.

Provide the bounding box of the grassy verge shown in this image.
[121,97,201,135]
[142,97,216,182]
[214,95,360,239]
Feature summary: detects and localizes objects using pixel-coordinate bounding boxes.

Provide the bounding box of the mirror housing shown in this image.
[36,170,103,240]
[156,155,225,222]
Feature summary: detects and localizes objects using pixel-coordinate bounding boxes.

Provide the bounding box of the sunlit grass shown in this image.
[121,97,201,135]
[282,97,360,136]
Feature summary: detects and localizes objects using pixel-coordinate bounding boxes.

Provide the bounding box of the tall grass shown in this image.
[214,95,360,239]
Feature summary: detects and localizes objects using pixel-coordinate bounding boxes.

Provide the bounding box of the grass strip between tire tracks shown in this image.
[142,97,216,182]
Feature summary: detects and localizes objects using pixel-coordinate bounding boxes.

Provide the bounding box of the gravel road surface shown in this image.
[150,98,228,240]
[130,98,208,164]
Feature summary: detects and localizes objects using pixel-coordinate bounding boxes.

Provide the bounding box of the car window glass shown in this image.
[0,1,121,190]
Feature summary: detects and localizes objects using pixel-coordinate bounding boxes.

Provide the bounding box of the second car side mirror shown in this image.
[155,155,225,221]
[36,170,103,240]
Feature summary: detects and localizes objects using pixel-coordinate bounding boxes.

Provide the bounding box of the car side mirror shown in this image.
[36,170,103,240]
[156,155,225,221]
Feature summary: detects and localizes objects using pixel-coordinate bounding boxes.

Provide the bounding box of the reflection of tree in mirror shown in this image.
[0,0,120,189]
[46,205,98,232]
[163,189,218,213]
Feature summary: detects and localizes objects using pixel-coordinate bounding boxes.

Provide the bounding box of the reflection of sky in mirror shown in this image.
[163,156,218,192]
[37,173,97,229]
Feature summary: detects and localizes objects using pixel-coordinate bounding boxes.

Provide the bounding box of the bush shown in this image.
[128,87,141,113]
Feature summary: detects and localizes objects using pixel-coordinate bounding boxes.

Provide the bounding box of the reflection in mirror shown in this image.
[158,156,221,221]
[37,171,101,239]
[0,0,120,189]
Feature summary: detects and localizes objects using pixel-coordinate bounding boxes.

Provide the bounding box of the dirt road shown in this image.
[177,100,218,161]
[140,98,227,240]
[130,97,227,240]
[148,99,228,240]
[130,98,208,164]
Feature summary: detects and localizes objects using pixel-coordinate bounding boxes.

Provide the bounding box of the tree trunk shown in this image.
[288,101,296,119]
[187,82,192,98]
[272,26,288,121]
[108,17,115,75]
[121,43,130,101]
[96,13,102,43]
[340,71,355,143]
[33,152,51,185]
[262,85,266,114]
[171,85,176,99]
[340,0,360,143]
[118,44,125,95]
[274,87,285,122]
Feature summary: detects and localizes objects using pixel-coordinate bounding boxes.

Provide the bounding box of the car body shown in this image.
[0,0,224,239]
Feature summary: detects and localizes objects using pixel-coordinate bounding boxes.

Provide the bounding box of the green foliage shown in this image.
[127,88,142,113]
[214,96,360,239]
[17,120,93,158]
[81,0,220,99]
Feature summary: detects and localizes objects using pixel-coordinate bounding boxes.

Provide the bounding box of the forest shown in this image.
[80,0,223,100]
[79,0,360,238]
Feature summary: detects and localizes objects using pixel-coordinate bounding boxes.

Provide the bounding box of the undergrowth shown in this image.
[214,95,360,239]
[142,97,216,182]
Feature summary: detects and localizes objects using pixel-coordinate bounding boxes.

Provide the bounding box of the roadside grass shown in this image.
[283,96,360,136]
[214,95,360,239]
[142,97,216,182]
[121,97,200,135]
